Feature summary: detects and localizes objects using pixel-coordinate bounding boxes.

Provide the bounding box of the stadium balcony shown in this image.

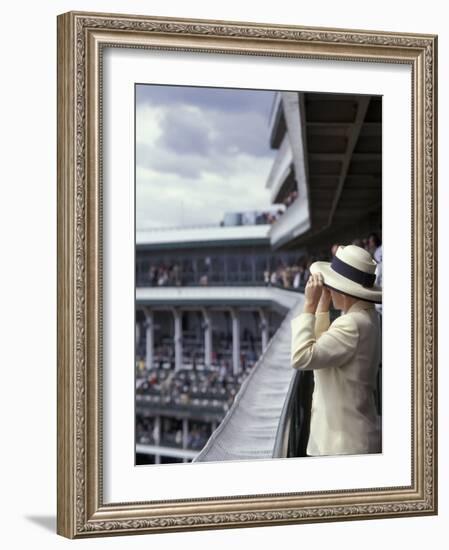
[136,285,301,316]
[137,224,270,251]
[268,196,311,249]
[265,134,294,205]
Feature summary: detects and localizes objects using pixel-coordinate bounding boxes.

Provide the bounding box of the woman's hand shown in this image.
[316,286,332,313]
[304,272,324,314]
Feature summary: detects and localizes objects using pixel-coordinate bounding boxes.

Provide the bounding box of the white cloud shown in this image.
[135,87,277,229]
[136,153,274,229]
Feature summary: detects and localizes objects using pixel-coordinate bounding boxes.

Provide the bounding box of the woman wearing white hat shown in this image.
[290,244,382,456]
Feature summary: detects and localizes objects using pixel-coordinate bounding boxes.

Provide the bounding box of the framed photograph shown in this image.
[57,10,438,538]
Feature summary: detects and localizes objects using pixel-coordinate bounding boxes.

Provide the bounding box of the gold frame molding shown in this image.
[57,10,438,539]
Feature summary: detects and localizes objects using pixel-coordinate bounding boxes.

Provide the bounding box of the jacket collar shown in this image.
[346,300,376,314]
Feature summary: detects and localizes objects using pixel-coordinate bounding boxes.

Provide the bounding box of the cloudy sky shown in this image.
[136,84,277,230]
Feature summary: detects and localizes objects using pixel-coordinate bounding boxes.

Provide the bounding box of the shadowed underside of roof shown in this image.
[273,92,382,251]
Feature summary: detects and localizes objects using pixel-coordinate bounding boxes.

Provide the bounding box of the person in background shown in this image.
[293,265,305,290]
[367,232,382,259]
[367,233,382,315]
[352,238,365,249]
[264,269,270,286]
[374,243,382,315]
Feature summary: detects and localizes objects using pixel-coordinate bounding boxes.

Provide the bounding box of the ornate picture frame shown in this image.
[57,10,438,538]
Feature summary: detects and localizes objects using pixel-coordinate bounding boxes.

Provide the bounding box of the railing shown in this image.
[138,218,273,232]
[272,369,314,458]
[139,222,221,232]
[136,444,199,459]
[273,348,382,458]
[136,276,306,292]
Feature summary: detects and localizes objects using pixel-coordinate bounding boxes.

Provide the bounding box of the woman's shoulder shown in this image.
[329,311,359,333]
[345,307,379,333]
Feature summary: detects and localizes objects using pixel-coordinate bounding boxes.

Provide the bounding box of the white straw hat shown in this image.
[310,244,382,303]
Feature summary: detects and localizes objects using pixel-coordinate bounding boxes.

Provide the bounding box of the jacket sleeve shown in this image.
[314,311,330,339]
[290,312,359,370]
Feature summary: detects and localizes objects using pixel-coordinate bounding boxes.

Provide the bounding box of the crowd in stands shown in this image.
[263,262,309,291]
[145,264,182,287]
[137,232,381,291]
[136,358,256,451]
[137,337,261,368]
[136,416,212,451]
[254,191,298,226]
[253,210,283,224]
[136,357,255,411]
[138,255,297,288]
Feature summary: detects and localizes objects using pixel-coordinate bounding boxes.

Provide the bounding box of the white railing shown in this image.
[136,444,198,460]
[136,286,301,311]
[136,224,271,246]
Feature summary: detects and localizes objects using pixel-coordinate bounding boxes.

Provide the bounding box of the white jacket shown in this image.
[290,300,381,456]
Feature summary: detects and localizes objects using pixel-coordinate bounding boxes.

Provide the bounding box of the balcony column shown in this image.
[182,417,190,463]
[171,308,183,372]
[154,415,161,465]
[136,320,141,347]
[143,308,154,370]
[182,418,189,449]
[258,308,269,351]
[230,308,240,376]
[202,308,212,368]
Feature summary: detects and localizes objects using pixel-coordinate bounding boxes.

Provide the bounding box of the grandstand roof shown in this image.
[137,224,271,250]
[269,92,382,250]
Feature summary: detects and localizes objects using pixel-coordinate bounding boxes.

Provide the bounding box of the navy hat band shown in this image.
[330,255,376,288]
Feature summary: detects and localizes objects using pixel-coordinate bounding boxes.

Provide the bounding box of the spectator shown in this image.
[373,242,383,316]
[331,243,339,256]
[293,265,305,289]
[352,238,365,249]
[157,268,168,286]
[264,270,270,286]
[281,266,293,288]
[367,233,382,258]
